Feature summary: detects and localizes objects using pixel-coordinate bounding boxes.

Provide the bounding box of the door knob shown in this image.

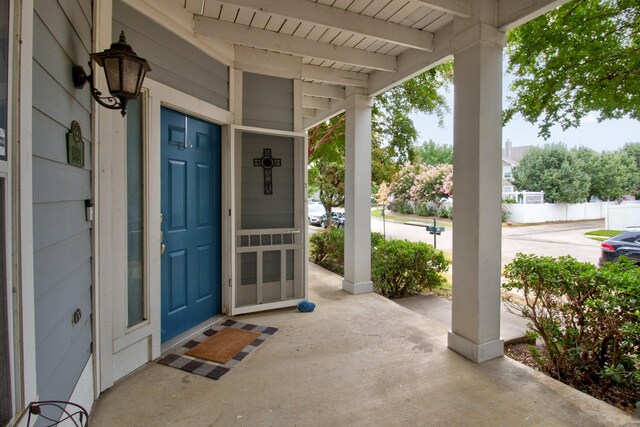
[161,243,166,256]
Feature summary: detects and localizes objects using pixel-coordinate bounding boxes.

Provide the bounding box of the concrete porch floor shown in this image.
[90,263,637,426]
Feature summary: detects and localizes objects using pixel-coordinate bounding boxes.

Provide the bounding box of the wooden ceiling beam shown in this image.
[217,0,434,51]
[195,15,397,72]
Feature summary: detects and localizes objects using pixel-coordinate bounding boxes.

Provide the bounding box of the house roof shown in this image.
[508,144,534,163]
[502,155,518,166]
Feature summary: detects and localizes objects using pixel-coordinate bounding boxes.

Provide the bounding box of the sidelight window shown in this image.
[126,98,146,326]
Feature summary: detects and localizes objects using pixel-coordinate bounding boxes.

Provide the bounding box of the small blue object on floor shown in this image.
[297,301,316,312]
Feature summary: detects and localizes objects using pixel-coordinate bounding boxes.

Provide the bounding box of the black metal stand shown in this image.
[27,400,89,427]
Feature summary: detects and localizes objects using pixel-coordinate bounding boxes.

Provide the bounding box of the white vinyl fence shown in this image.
[502,191,544,204]
[605,202,640,230]
[507,201,618,223]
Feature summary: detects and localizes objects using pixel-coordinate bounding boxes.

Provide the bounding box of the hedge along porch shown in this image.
[3,0,573,424]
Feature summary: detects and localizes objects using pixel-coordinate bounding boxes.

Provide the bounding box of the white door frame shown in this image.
[12,0,38,414]
[97,77,233,388]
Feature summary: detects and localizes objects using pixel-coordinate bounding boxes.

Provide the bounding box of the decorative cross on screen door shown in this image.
[253,148,282,195]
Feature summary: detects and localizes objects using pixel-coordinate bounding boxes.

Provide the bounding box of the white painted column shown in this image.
[447,23,505,362]
[342,94,373,295]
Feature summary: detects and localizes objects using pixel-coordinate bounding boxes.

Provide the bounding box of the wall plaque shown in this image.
[67,121,84,167]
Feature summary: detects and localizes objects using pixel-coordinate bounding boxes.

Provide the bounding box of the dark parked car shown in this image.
[599,227,640,265]
[321,211,344,228]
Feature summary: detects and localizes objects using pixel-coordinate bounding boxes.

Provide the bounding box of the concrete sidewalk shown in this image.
[395,294,529,342]
[90,263,638,426]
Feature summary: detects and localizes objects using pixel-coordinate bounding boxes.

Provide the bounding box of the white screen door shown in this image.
[230,128,307,314]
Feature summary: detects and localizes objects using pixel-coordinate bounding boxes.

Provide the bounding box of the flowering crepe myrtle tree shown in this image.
[389,163,453,211]
[388,163,421,203]
[409,164,453,209]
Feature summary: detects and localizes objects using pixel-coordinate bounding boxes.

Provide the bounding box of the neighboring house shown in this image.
[502,157,517,193]
[502,140,533,193]
[1,1,571,425]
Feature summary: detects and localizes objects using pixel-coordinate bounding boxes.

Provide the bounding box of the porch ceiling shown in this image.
[149,0,568,127]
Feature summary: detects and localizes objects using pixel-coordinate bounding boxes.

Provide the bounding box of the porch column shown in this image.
[448,23,506,362]
[342,94,374,295]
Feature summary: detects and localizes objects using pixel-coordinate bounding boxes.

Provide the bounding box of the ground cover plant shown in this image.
[584,229,623,241]
[503,254,640,412]
[310,228,449,297]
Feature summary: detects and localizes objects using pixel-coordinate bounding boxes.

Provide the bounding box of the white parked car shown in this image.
[308,203,325,227]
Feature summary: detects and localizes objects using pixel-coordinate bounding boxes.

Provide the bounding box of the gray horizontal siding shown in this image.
[35,289,92,402]
[32,157,91,203]
[32,0,93,405]
[33,109,91,167]
[34,228,92,298]
[243,73,293,131]
[113,0,229,110]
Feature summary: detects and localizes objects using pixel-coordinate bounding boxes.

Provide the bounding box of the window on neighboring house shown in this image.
[503,165,512,179]
[503,186,514,193]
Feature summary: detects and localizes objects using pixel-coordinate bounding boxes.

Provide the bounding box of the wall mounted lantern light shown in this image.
[72,31,151,116]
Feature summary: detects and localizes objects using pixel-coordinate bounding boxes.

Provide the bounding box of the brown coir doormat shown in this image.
[185,327,261,364]
[158,320,278,380]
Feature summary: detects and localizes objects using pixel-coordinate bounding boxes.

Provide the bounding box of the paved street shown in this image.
[367,217,604,266]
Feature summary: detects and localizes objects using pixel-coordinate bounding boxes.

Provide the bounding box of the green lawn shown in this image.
[371,208,450,228]
[584,229,623,241]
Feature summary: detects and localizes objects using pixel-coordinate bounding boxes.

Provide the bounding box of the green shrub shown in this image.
[501,203,511,222]
[310,230,449,299]
[436,205,452,219]
[388,199,414,214]
[415,202,436,217]
[310,229,385,275]
[372,239,449,298]
[503,254,640,411]
[309,228,346,274]
[370,231,385,248]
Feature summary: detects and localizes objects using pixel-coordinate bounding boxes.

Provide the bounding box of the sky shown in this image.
[410,67,639,153]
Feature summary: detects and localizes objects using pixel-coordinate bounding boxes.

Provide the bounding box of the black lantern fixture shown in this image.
[72,31,151,116]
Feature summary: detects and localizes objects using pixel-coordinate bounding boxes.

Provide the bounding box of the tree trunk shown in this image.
[323,203,333,228]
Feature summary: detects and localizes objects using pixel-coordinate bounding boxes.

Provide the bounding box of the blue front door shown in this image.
[161,107,221,343]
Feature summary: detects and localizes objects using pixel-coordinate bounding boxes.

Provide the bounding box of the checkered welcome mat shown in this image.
[158,320,278,380]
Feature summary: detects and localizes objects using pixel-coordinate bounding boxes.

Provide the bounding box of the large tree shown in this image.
[504,0,640,139]
[621,142,640,195]
[573,146,637,201]
[308,63,453,165]
[308,63,453,224]
[307,125,345,223]
[512,143,590,203]
[414,139,453,166]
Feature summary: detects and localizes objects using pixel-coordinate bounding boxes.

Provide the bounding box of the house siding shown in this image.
[241,133,295,229]
[242,72,294,131]
[113,0,229,111]
[32,0,93,403]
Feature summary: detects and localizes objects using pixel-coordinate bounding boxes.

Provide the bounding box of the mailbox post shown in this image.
[425,218,445,249]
